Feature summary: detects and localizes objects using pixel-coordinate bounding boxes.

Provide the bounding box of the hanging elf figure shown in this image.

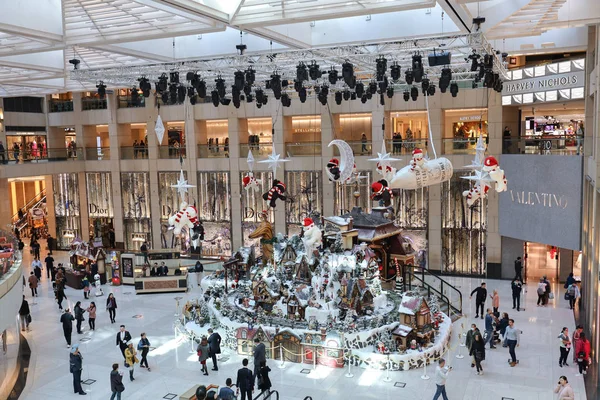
[262,179,288,208]
[242,171,262,193]
[371,180,394,207]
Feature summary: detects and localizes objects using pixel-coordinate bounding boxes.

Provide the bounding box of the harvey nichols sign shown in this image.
[502,71,584,96]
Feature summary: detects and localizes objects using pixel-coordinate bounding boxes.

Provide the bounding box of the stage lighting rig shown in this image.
[170,72,179,84]
[130,87,139,105]
[342,61,354,86]
[157,73,168,93]
[405,69,414,85]
[484,70,494,88]
[196,80,207,98]
[281,93,291,107]
[410,86,418,101]
[390,62,401,82]
[211,90,219,107]
[328,68,338,85]
[138,77,151,97]
[403,90,410,102]
[161,91,169,104]
[439,68,452,93]
[296,63,308,83]
[355,82,365,98]
[368,81,377,95]
[378,76,388,93]
[69,58,80,70]
[245,68,255,85]
[468,51,481,71]
[361,95,368,104]
[343,90,350,101]
[427,85,436,96]
[299,87,307,103]
[386,86,394,99]
[246,93,254,103]
[215,77,226,98]
[270,72,282,99]
[232,85,241,108]
[255,89,264,104]
[335,91,343,105]
[177,85,186,103]
[421,78,430,95]
[350,92,357,100]
[187,87,196,101]
[450,82,459,97]
[318,85,329,105]
[96,81,106,98]
[366,91,373,100]
[234,71,245,91]
[412,54,424,82]
[484,54,493,69]
[380,93,385,106]
[376,56,387,81]
[220,98,231,106]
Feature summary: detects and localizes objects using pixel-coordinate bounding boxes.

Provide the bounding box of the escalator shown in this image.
[12,188,47,237]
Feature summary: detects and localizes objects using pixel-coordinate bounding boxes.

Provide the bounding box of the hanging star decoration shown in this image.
[155,115,165,144]
[247,150,255,172]
[258,146,289,175]
[463,134,486,170]
[171,169,195,198]
[369,140,401,165]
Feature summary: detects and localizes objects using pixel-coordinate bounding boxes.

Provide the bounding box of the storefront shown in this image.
[240,171,273,252]
[443,109,488,155]
[197,171,232,257]
[245,117,272,155]
[285,116,322,156]
[389,111,429,154]
[121,172,152,250]
[158,171,190,249]
[5,128,47,161]
[285,170,323,235]
[86,172,114,245]
[53,173,81,249]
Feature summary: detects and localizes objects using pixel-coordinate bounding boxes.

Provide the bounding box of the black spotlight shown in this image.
[472,80,478,89]
[96,81,106,98]
[196,81,207,98]
[211,90,219,107]
[270,72,282,99]
[378,76,388,93]
[376,56,387,81]
[294,80,303,92]
[262,94,268,105]
[350,92,357,100]
[366,91,372,100]
[190,95,197,105]
[220,98,231,106]
[161,91,169,104]
[296,63,308,83]
[390,63,401,82]
[186,72,195,81]
[169,83,177,103]
[361,95,368,104]
[343,89,350,101]
[421,78,430,95]
[335,91,343,105]
[257,102,262,109]
[234,71,245,91]
[246,93,253,103]
[243,83,252,97]
[379,93,385,106]
[479,63,486,80]
[368,81,378,94]
[281,93,291,107]
[245,68,255,85]
[328,68,338,85]
[320,85,329,97]
[130,87,139,105]
[157,73,168,92]
[427,85,436,96]
[412,54,424,82]
[439,68,452,93]
[309,61,322,80]
[342,61,354,86]
[177,85,186,103]
[450,82,459,97]
[298,87,307,103]
[469,52,480,71]
[484,70,494,87]
[138,77,151,97]
[403,90,410,102]
[215,77,226,98]
[410,86,418,101]
[484,54,494,69]
[386,86,394,98]
[169,71,179,84]
[405,69,414,85]
[187,87,196,103]
[355,82,365,98]
[232,86,241,108]
[318,85,328,105]
[255,89,264,104]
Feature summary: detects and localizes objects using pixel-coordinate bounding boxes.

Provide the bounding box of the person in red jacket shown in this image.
[575,332,591,376]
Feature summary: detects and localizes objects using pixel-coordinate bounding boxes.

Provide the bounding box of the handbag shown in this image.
[26,314,32,324]
[549,292,555,300]
[124,362,130,368]
[564,292,570,301]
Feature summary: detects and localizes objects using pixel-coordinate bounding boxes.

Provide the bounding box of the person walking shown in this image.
[514,257,523,281]
[554,376,575,400]
[360,133,368,155]
[56,285,67,310]
[28,271,38,297]
[82,276,91,299]
[124,343,139,381]
[107,293,117,323]
[110,363,125,400]
[490,290,500,315]
[572,325,583,363]
[432,358,451,400]
[258,360,272,395]
[74,301,86,334]
[195,260,204,286]
[47,235,54,255]
[511,278,522,311]
[116,325,132,359]
[87,302,97,331]
[498,312,509,343]
[138,333,151,371]
[505,319,520,367]
[45,253,55,280]
[70,344,86,395]
[564,273,575,291]
[470,332,485,375]
[465,323,479,368]
[567,282,580,310]
[575,332,591,376]
[543,275,551,305]
[536,277,547,306]
[218,378,236,400]
[558,327,571,367]
[60,308,75,347]
[236,358,254,400]
[483,309,497,349]
[207,328,222,371]
[252,337,266,386]
[18,295,31,332]
[469,282,487,319]
[197,336,210,376]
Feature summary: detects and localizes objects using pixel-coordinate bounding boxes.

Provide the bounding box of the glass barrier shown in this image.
[503,136,583,156]
[285,142,322,156]
[117,95,145,109]
[240,142,273,156]
[443,138,484,155]
[159,146,187,159]
[197,144,229,158]
[48,99,74,112]
[0,233,21,284]
[384,139,428,156]
[120,146,149,160]
[0,147,82,163]
[81,98,107,111]
[331,140,372,156]
[84,147,111,160]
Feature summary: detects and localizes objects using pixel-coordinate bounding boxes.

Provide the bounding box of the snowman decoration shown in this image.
[94,273,103,296]
[302,217,322,261]
[483,156,507,192]
[242,172,262,193]
[463,156,507,206]
[410,148,426,171]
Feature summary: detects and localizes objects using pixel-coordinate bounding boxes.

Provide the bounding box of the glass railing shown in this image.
[443,138,486,155]
[159,146,187,159]
[239,142,273,156]
[81,98,107,111]
[503,135,583,156]
[331,140,372,156]
[197,144,229,158]
[120,146,149,160]
[85,147,111,160]
[48,99,74,112]
[0,242,21,285]
[117,95,145,109]
[285,142,322,156]
[0,147,82,163]
[384,139,429,156]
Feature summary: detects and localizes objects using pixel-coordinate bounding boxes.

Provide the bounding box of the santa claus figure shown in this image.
[371,180,394,207]
[302,217,322,259]
[410,148,425,171]
[482,156,507,192]
[168,202,199,235]
[242,172,262,192]
[262,179,288,208]
[327,158,341,181]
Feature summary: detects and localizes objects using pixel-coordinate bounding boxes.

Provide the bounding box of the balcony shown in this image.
[118,95,145,109]
[81,98,107,111]
[503,135,583,156]
[0,147,82,163]
[331,140,372,156]
[84,147,111,160]
[159,146,186,159]
[384,139,428,156]
[120,146,148,160]
[240,142,273,156]
[285,142,322,156]
[197,144,229,158]
[443,138,485,155]
[48,99,74,113]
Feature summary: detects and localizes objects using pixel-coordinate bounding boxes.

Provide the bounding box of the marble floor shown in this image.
[16,251,586,400]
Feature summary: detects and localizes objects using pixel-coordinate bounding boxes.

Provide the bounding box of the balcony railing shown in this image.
[503,135,583,156]
[0,147,82,163]
[384,139,428,156]
[443,138,486,155]
[120,146,148,160]
[48,99,74,112]
[240,142,273,156]
[285,141,322,156]
[159,146,186,159]
[332,140,372,156]
[82,98,107,111]
[118,95,145,109]
[197,144,229,158]
[85,147,111,160]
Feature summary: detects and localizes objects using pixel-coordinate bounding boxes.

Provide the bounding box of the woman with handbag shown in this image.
[258,360,272,394]
[469,332,486,375]
[110,363,125,400]
[557,327,571,367]
[575,332,591,376]
[86,302,96,331]
[124,343,139,381]
[106,293,117,324]
[197,336,210,376]
[74,301,86,334]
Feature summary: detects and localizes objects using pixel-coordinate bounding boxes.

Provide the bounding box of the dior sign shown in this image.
[502,71,584,96]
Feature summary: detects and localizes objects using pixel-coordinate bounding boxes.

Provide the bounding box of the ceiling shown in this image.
[0,0,597,97]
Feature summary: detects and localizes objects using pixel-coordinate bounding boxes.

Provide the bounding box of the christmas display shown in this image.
[326,140,355,183]
[461,136,508,206]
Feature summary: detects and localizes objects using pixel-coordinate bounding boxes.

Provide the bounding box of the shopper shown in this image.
[484,309,496,349]
[60,308,75,347]
[470,332,485,375]
[432,358,451,400]
[140,241,149,266]
[70,344,86,395]
[514,257,523,281]
[361,133,368,155]
[28,271,38,297]
[18,295,31,332]
[197,336,210,376]
[258,360,272,395]
[536,277,547,306]
[218,378,236,400]
[572,325,584,363]
[32,239,40,260]
[116,325,132,359]
[543,275,551,305]
[138,332,151,371]
[195,260,204,286]
[554,376,574,400]
[568,282,580,310]
[465,323,479,368]
[124,343,139,381]
[505,319,520,367]
[107,293,117,323]
[207,328,222,371]
[558,327,571,367]
[82,276,91,299]
[564,272,575,290]
[110,363,125,400]
[511,278,522,311]
[47,235,54,255]
[74,301,86,334]
[87,302,96,331]
[498,312,509,343]
[575,332,591,376]
[45,253,55,280]
[469,282,487,319]
[236,358,254,400]
[56,285,67,310]
[490,290,500,315]
[253,337,266,385]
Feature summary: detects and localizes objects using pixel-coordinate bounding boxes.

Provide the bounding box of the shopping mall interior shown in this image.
[0,1,600,399]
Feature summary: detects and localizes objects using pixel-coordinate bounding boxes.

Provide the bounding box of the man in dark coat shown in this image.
[511,278,522,311]
[207,328,222,371]
[60,309,75,347]
[116,325,132,358]
[514,257,523,281]
[469,282,487,319]
[70,344,86,395]
[252,338,266,386]
[236,358,254,400]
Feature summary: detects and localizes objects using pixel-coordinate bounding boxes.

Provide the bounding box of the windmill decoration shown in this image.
[242,150,262,194]
[461,135,508,207]
[167,162,204,250]
[259,146,290,209]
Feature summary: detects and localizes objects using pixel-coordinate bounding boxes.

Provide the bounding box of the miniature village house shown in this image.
[303,330,344,368]
[273,329,303,363]
[394,294,434,347]
[349,277,374,316]
[236,326,273,358]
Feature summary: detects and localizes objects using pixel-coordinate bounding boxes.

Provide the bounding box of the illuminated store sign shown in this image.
[509,190,568,209]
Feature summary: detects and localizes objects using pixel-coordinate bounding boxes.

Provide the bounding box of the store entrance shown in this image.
[6,134,48,161]
[524,242,558,282]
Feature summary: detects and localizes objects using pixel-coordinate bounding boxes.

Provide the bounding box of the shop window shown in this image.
[53,173,81,249]
[86,172,114,246]
[395,187,429,261]
[240,171,274,252]
[285,171,323,235]
[121,172,152,250]
[334,171,371,215]
[158,171,190,249]
[441,172,487,275]
[197,172,232,257]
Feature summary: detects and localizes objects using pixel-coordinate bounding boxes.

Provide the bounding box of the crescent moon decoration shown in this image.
[327,140,355,183]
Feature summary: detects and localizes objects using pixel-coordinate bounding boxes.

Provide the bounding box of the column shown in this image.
[78,172,90,241]
[321,108,335,217]
[145,97,162,249]
[107,95,124,246]
[44,175,56,241]
[427,96,443,272]
[228,112,243,250]
[272,103,286,234]
[486,92,503,266]
[0,179,12,230]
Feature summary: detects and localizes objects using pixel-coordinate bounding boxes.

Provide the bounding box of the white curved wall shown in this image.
[0,263,23,334]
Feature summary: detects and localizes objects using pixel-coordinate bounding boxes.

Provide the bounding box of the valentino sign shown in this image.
[509,190,568,209]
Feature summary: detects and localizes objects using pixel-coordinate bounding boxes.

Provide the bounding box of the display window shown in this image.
[285,171,323,235]
[333,171,371,215]
[158,171,190,249]
[53,173,81,249]
[121,172,152,250]
[240,171,273,253]
[197,171,231,257]
[443,109,488,154]
[86,172,114,245]
[521,112,584,155]
[6,134,48,161]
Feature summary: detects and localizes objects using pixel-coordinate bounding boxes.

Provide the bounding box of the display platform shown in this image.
[134,274,189,294]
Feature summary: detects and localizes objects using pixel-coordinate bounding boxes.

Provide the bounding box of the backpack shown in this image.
[567,285,576,297]
[537,284,546,295]
[137,340,144,351]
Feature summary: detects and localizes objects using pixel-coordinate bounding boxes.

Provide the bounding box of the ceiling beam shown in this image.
[229,0,246,23]
[159,0,230,23]
[0,22,63,43]
[0,59,64,74]
[244,27,311,49]
[0,74,65,84]
[88,44,175,63]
